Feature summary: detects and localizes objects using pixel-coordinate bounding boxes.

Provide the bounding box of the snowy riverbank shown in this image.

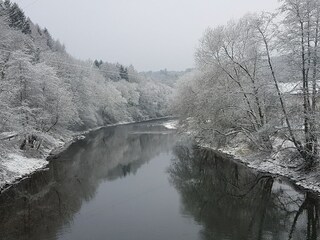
[0,153,48,192]
[0,131,74,192]
[173,121,320,195]
[214,143,320,195]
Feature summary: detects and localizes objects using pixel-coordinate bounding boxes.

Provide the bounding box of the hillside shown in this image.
[0,0,176,189]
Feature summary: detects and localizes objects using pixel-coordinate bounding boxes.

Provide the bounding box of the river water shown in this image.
[0,120,319,240]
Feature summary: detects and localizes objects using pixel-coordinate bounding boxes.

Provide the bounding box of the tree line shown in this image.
[0,0,173,152]
[174,0,320,169]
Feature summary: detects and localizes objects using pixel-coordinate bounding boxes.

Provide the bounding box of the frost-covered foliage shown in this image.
[175,0,320,167]
[141,69,192,88]
[0,0,175,160]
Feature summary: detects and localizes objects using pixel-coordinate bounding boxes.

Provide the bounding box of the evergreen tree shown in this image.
[3,0,11,10]
[22,18,31,34]
[32,48,41,64]
[7,2,31,34]
[94,60,103,68]
[94,60,100,68]
[119,65,129,81]
[43,28,54,49]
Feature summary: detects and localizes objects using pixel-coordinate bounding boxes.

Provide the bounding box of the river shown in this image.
[0,120,319,240]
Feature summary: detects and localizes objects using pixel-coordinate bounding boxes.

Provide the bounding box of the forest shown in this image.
[0,0,176,164]
[3,0,320,239]
[174,0,320,170]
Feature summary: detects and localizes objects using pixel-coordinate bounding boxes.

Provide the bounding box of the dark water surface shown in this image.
[0,120,320,240]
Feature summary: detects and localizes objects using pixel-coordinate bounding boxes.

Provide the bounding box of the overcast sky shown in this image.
[13,0,279,71]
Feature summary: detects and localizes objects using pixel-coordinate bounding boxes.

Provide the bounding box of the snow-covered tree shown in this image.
[0,0,174,154]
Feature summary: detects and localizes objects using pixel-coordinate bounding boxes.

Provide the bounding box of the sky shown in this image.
[13,0,280,71]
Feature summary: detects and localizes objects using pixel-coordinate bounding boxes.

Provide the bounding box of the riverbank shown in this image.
[173,120,320,195]
[221,146,320,194]
[0,130,75,193]
[198,137,320,195]
[0,117,176,193]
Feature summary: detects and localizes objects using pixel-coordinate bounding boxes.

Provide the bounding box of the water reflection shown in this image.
[168,144,320,240]
[2,124,320,240]
[0,122,175,240]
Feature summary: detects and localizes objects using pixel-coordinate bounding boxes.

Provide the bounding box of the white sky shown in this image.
[13,0,280,71]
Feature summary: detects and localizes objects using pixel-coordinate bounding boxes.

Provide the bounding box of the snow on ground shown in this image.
[240,154,320,194]
[209,142,320,195]
[0,153,48,190]
[193,131,320,195]
[278,80,320,95]
[0,132,18,140]
[3,153,47,176]
[177,117,320,194]
[0,131,75,192]
[163,120,178,129]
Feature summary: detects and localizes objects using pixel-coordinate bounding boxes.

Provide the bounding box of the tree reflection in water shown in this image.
[168,144,320,240]
[0,122,175,240]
